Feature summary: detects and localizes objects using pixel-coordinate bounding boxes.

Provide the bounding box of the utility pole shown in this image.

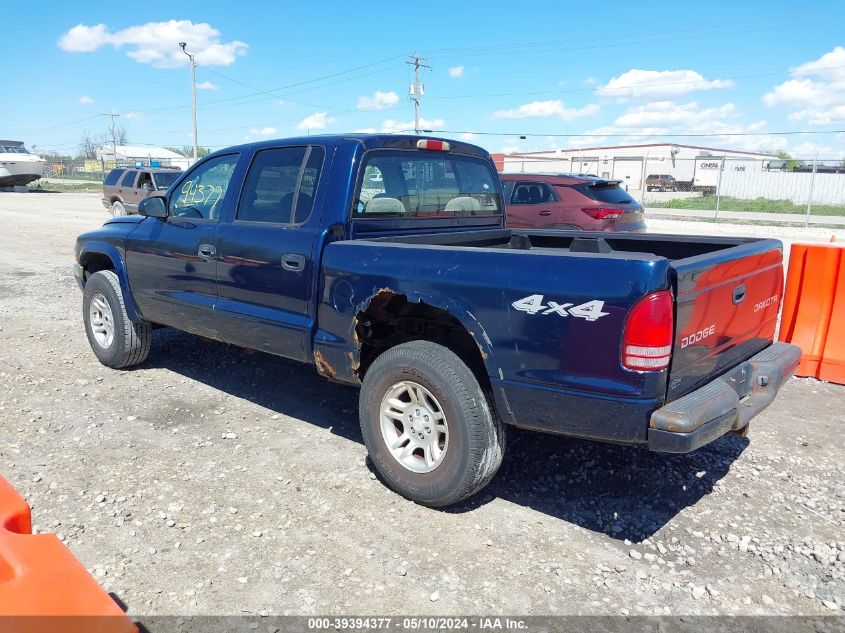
[407,53,430,134]
[179,42,198,162]
[103,112,120,167]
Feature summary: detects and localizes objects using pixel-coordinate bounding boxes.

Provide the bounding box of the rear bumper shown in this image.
[648,342,802,453]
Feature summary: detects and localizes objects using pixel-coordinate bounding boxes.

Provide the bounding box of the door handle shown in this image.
[281,253,306,272]
[539,210,552,216]
[732,284,747,304]
[198,243,217,261]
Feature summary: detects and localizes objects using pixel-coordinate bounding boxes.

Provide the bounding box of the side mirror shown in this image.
[142,182,154,191]
[138,195,168,218]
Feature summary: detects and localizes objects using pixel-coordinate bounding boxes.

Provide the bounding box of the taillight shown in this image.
[581,207,621,220]
[622,290,674,371]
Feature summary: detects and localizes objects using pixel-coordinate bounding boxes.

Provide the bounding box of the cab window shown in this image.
[120,171,137,188]
[137,172,153,189]
[104,169,124,186]
[237,146,324,224]
[510,182,554,204]
[170,154,239,221]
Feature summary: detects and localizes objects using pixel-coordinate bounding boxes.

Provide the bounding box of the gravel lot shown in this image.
[1,191,843,618]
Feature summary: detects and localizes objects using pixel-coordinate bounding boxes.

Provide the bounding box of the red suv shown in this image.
[501,173,646,231]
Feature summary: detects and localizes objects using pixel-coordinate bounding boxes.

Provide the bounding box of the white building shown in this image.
[502,143,777,192]
[96,145,193,170]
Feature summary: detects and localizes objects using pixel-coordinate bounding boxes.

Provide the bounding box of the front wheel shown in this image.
[359,340,504,507]
[82,270,152,368]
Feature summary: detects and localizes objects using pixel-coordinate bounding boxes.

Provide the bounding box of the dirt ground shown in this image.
[1,191,843,618]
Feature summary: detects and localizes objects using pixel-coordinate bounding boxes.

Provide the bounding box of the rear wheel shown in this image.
[359,340,505,507]
[82,270,151,368]
[111,201,126,217]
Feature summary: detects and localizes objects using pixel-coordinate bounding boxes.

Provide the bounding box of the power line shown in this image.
[420,128,845,139]
[428,22,793,60]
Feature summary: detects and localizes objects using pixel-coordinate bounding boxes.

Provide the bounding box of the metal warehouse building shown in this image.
[497,143,777,192]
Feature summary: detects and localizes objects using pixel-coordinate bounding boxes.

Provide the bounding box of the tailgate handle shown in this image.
[732,284,747,304]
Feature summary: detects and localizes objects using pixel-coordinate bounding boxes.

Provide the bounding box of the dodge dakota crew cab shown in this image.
[74,134,801,507]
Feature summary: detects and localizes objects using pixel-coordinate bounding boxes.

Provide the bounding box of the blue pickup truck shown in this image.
[74,134,801,506]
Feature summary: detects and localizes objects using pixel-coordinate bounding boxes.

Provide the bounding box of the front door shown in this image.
[124,153,241,337]
[215,145,325,361]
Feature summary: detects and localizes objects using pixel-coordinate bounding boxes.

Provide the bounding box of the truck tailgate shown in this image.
[667,240,784,402]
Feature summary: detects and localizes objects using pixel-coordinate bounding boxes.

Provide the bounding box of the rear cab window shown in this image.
[353,150,501,219]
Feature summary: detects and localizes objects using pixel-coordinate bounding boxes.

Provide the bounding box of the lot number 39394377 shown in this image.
[511,294,610,321]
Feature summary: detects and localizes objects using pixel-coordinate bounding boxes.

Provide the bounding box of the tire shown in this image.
[82,270,151,368]
[111,201,126,217]
[359,340,505,507]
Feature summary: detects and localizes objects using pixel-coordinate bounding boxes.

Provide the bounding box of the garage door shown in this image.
[612,158,644,190]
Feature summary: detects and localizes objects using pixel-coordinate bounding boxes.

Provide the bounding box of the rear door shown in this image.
[214,144,326,361]
[118,170,138,210]
[666,241,784,402]
[506,181,556,228]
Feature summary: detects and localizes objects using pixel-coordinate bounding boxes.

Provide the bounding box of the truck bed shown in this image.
[370,228,784,404]
[369,228,768,261]
[320,228,783,441]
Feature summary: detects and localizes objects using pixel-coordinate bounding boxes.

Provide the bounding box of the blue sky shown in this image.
[3,0,845,159]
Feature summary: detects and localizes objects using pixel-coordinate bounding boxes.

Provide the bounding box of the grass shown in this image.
[658,195,845,217]
[42,172,107,182]
[29,181,101,192]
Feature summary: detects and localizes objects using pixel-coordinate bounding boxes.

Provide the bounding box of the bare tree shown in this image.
[115,126,129,146]
[79,130,100,159]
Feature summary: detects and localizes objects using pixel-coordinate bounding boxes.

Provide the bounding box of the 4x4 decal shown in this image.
[511,294,610,321]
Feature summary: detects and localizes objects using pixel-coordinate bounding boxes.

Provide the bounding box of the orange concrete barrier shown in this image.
[0,476,136,633]
[779,243,845,384]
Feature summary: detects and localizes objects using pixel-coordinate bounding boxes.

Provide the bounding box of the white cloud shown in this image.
[196,81,219,90]
[380,117,445,134]
[448,66,464,78]
[597,69,732,101]
[58,20,248,68]
[584,77,597,85]
[297,112,334,131]
[459,132,477,141]
[79,96,94,105]
[764,47,845,125]
[354,128,378,134]
[244,126,277,140]
[614,100,737,128]
[492,100,599,121]
[356,90,399,111]
[572,100,787,153]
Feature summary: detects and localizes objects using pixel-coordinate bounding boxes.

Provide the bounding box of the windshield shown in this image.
[0,145,29,154]
[152,171,181,189]
[353,150,502,219]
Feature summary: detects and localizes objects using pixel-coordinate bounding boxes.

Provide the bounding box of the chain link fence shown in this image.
[502,153,845,225]
[639,157,845,224]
